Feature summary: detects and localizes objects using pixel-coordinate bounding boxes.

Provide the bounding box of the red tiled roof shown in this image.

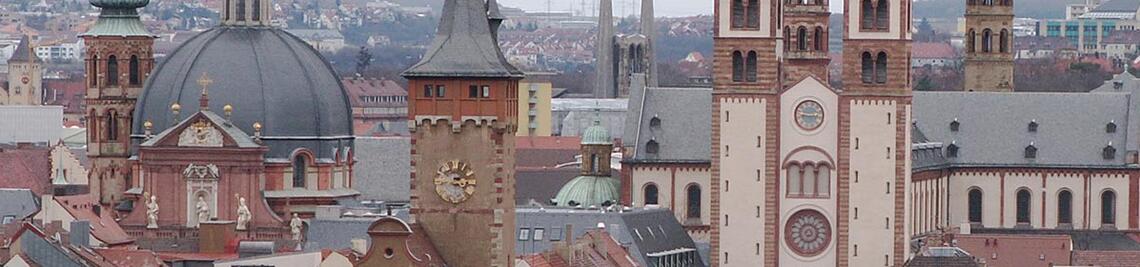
[155,252,239,262]
[912,42,957,59]
[52,194,134,246]
[520,253,568,267]
[953,234,1071,267]
[1073,250,1140,267]
[44,79,86,115]
[90,248,165,267]
[0,147,51,195]
[341,78,407,108]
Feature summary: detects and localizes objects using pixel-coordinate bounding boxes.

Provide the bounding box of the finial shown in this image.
[253,122,263,140]
[144,120,153,138]
[197,72,214,110]
[171,102,181,114]
[224,104,233,120]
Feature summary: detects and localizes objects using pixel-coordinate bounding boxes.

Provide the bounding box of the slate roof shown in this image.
[515,208,704,266]
[352,137,410,202]
[913,91,1131,168]
[8,35,40,64]
[402,0,522,78]
[0,189,38,222]
[912,125,948,171]
[623,76,711,163]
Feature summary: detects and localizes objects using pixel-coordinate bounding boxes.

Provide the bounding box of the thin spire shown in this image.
[640,0,658,87]
[594,0,615,98]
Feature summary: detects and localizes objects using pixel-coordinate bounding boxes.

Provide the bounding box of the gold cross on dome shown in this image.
[197,72,214,96]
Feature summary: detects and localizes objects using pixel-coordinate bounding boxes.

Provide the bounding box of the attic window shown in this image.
[1024,145,1038,159]
[950,120,960,132]
[646,140,660,155]
[1104,145,1117,160]
[1107,122,1117,133]
[649,117,662,128]
[1114,81,1124,90]
[1028,121,1038,132]
[946,144,959,158]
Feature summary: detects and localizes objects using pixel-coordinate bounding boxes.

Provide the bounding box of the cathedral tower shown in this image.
[594,0,616,98]
[783,0,831,83]
[83,0,156,205]
[3,35,42,106]
[402,0,523,266]
[964,0,1015,91]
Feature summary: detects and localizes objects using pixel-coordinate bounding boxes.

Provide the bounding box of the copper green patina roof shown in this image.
[82,0,155,37]
[553,176,621,208]
[581,121,611,145]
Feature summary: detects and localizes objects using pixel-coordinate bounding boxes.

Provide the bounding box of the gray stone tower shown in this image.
[593,0,615,98]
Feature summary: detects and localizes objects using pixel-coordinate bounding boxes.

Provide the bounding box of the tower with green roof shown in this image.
[553,120,621,207]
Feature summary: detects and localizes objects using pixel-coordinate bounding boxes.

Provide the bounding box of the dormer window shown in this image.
[1028,120,1038,132]
[946,144,959,158]
[950,120,960,132]
[1104,145,1117,160]
[1024,144,1037,159]
[1107,121,1117,133]
[646,140,660,155]
[649,117,661,128]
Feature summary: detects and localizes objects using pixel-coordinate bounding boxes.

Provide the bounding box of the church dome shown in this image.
[553,176,621,208]
[581,121,611,145]
[90,0,149,9]
[133,27,353,160]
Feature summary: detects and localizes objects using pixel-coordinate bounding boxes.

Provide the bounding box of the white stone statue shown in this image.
[195,196,210,227]
[236,197,251,231]
[290,213,303,241]
[146,195,159,229]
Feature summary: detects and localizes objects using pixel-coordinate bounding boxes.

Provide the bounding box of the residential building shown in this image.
[1036,0,1140,54]
[286,29,347,52]
[912,42,960,68]
[515,207,706,266]
[519,73,554,137]
[342,77,408,136]
[1101,30,1140,59]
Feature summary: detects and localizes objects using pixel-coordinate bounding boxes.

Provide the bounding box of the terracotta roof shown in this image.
[953,234,1072,267]
[89,248,165,267]
[0,147,52,195]
[341,78,407,108]
[520,253,568,267]
[52,194,134,246]
[1072,250,1140,267]
[912,42,957,59]
[155,252,239,262]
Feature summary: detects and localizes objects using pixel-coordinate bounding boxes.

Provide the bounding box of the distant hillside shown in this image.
[914,0,1084,19]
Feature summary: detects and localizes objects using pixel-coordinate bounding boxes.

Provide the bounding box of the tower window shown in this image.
[252,0,261,21]
[91,56,99,86]
[106,56,119,86]
[732,51,744,82]
[1000,29,1010,53]
[644,183,659,205]
[860,0,874,29]
[968,188,982,223]
[686,184,701,219]
[874,0,889,30]
[1016,188,1031,224]
[745,51,758,82]
[967,29,976,53]
[129,55,140,85]
[813,27,824,51]
[731,0,745,28]
[982,29,993,53]
[746,0,759,28]
[236,0,246,21]
[106,111,118,141]
[861,52,873,83]
[1058,190,1073,225]
[797,27,808,51]
[293,154,308,188]
[1102,190,1116,225]
[223,0,230,21]
[875,52,888,84]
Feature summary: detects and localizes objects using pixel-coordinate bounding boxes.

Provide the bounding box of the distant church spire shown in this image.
[594,0,615,98]
[222,0,272,26]
[640,0,658,87]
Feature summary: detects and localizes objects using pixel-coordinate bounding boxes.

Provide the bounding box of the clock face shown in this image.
[795,100,824,130]
[20,76,29,85]
[434,160,477,204]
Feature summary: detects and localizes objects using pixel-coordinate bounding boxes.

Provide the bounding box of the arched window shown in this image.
[223,0,231,21]
[817,165,830,196]
[784,27,791,49]
[646,140,660,155]
[1102,191,1116,225]
[731,0,745,28]
[875,52,888,84]
[90,56,99,86]
[590,154,599,173]
[106,111,118,141]
[236,0,246,21]
[745,51,758,82]
[687,185,701,218]
[746,0,760,28]
[813,27,824,51]
[106,56,118,86]
[875,0,889,30]
[797,27,807,51]
[982,29,993,53]
[860,0,874,29]
[999,29,1010,53]
[1016,189,1031,224]
[967,29,976,53]
[1024,145,1037,159]
[644,184,659,205]
[732,51,744,82]
[968,188,982,223]
[293,154,308,188]
[1058,190,1073,225]
[861,52,873,83]
[787,164,802,196]
[252,0,261,21]
[129,55,140,85]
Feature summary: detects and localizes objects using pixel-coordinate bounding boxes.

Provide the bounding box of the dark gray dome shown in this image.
[133,26,353,159]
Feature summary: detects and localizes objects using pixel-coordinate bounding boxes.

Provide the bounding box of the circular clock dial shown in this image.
[20,76,29,84]
[795,100,824,130]
[434,160,477,204]
[785,209,832,257]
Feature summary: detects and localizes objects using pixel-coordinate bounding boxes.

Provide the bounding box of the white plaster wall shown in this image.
[846,0,905,40]
[718,0,774,38]
[674,168,712,225]
[1043,173,1084,229]
[1002,173,1040,228]
[50,145,88,185]
[947,172,1001,228]
[847,100,898,267]
[718,98,767,266]
[1089,173,1130,229]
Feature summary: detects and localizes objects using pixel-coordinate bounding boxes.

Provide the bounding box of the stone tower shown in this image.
[3,35,42,106]
[594,0,616,98]
[83,0,156,205]
[640,0,659,88]
[964,0,1015,91]
[783,0,831,83]
[401,0,523,266]
[614,0,659,98]
[221,0,273,26]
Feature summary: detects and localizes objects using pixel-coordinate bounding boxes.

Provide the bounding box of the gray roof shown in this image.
[515,207,704,266]
[133,26,353,160]
[1092,0,1140,12]
[82,0,155,38]
[353,137,410,202]
[402,0,522,78]
[0,189,38,221]
[912,125,948,171]
[8,36,40,64]
[624,76,711,163]
[913,91,1131,168]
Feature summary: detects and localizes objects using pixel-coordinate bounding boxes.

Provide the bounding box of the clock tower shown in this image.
[401,0,523,266]
[4,35,42,106]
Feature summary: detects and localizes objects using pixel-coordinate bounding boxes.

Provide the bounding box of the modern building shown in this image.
[519,73,554,137]
[1036,0,1140,54]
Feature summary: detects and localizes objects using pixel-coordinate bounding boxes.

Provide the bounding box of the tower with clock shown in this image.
[4,35,42,106]
[401,0,523,266]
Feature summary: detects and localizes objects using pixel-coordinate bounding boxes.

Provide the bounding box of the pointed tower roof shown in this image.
[402,0,522,78]
[8,35,40,64]
[593,0,615,98]
[640,0,658,87]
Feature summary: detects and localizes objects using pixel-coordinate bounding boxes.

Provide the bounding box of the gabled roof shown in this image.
[0,189,38,222]
[140,110,260,149]
[623,76,711,163]
[52,194,134,246]
[8,35,41,64]
[402,0,522,78]
[515,208,705,266]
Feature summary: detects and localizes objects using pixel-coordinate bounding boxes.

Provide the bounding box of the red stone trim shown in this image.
[1131,172,1138,229]
[835,96,850,267]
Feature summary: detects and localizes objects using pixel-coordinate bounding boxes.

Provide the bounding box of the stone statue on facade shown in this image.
[290,213,303,240]
[195,196,210,227]
[146,195,159,229]
[236,196,251,230]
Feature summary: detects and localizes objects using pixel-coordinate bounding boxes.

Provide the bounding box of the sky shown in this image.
[497,0,844,17]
